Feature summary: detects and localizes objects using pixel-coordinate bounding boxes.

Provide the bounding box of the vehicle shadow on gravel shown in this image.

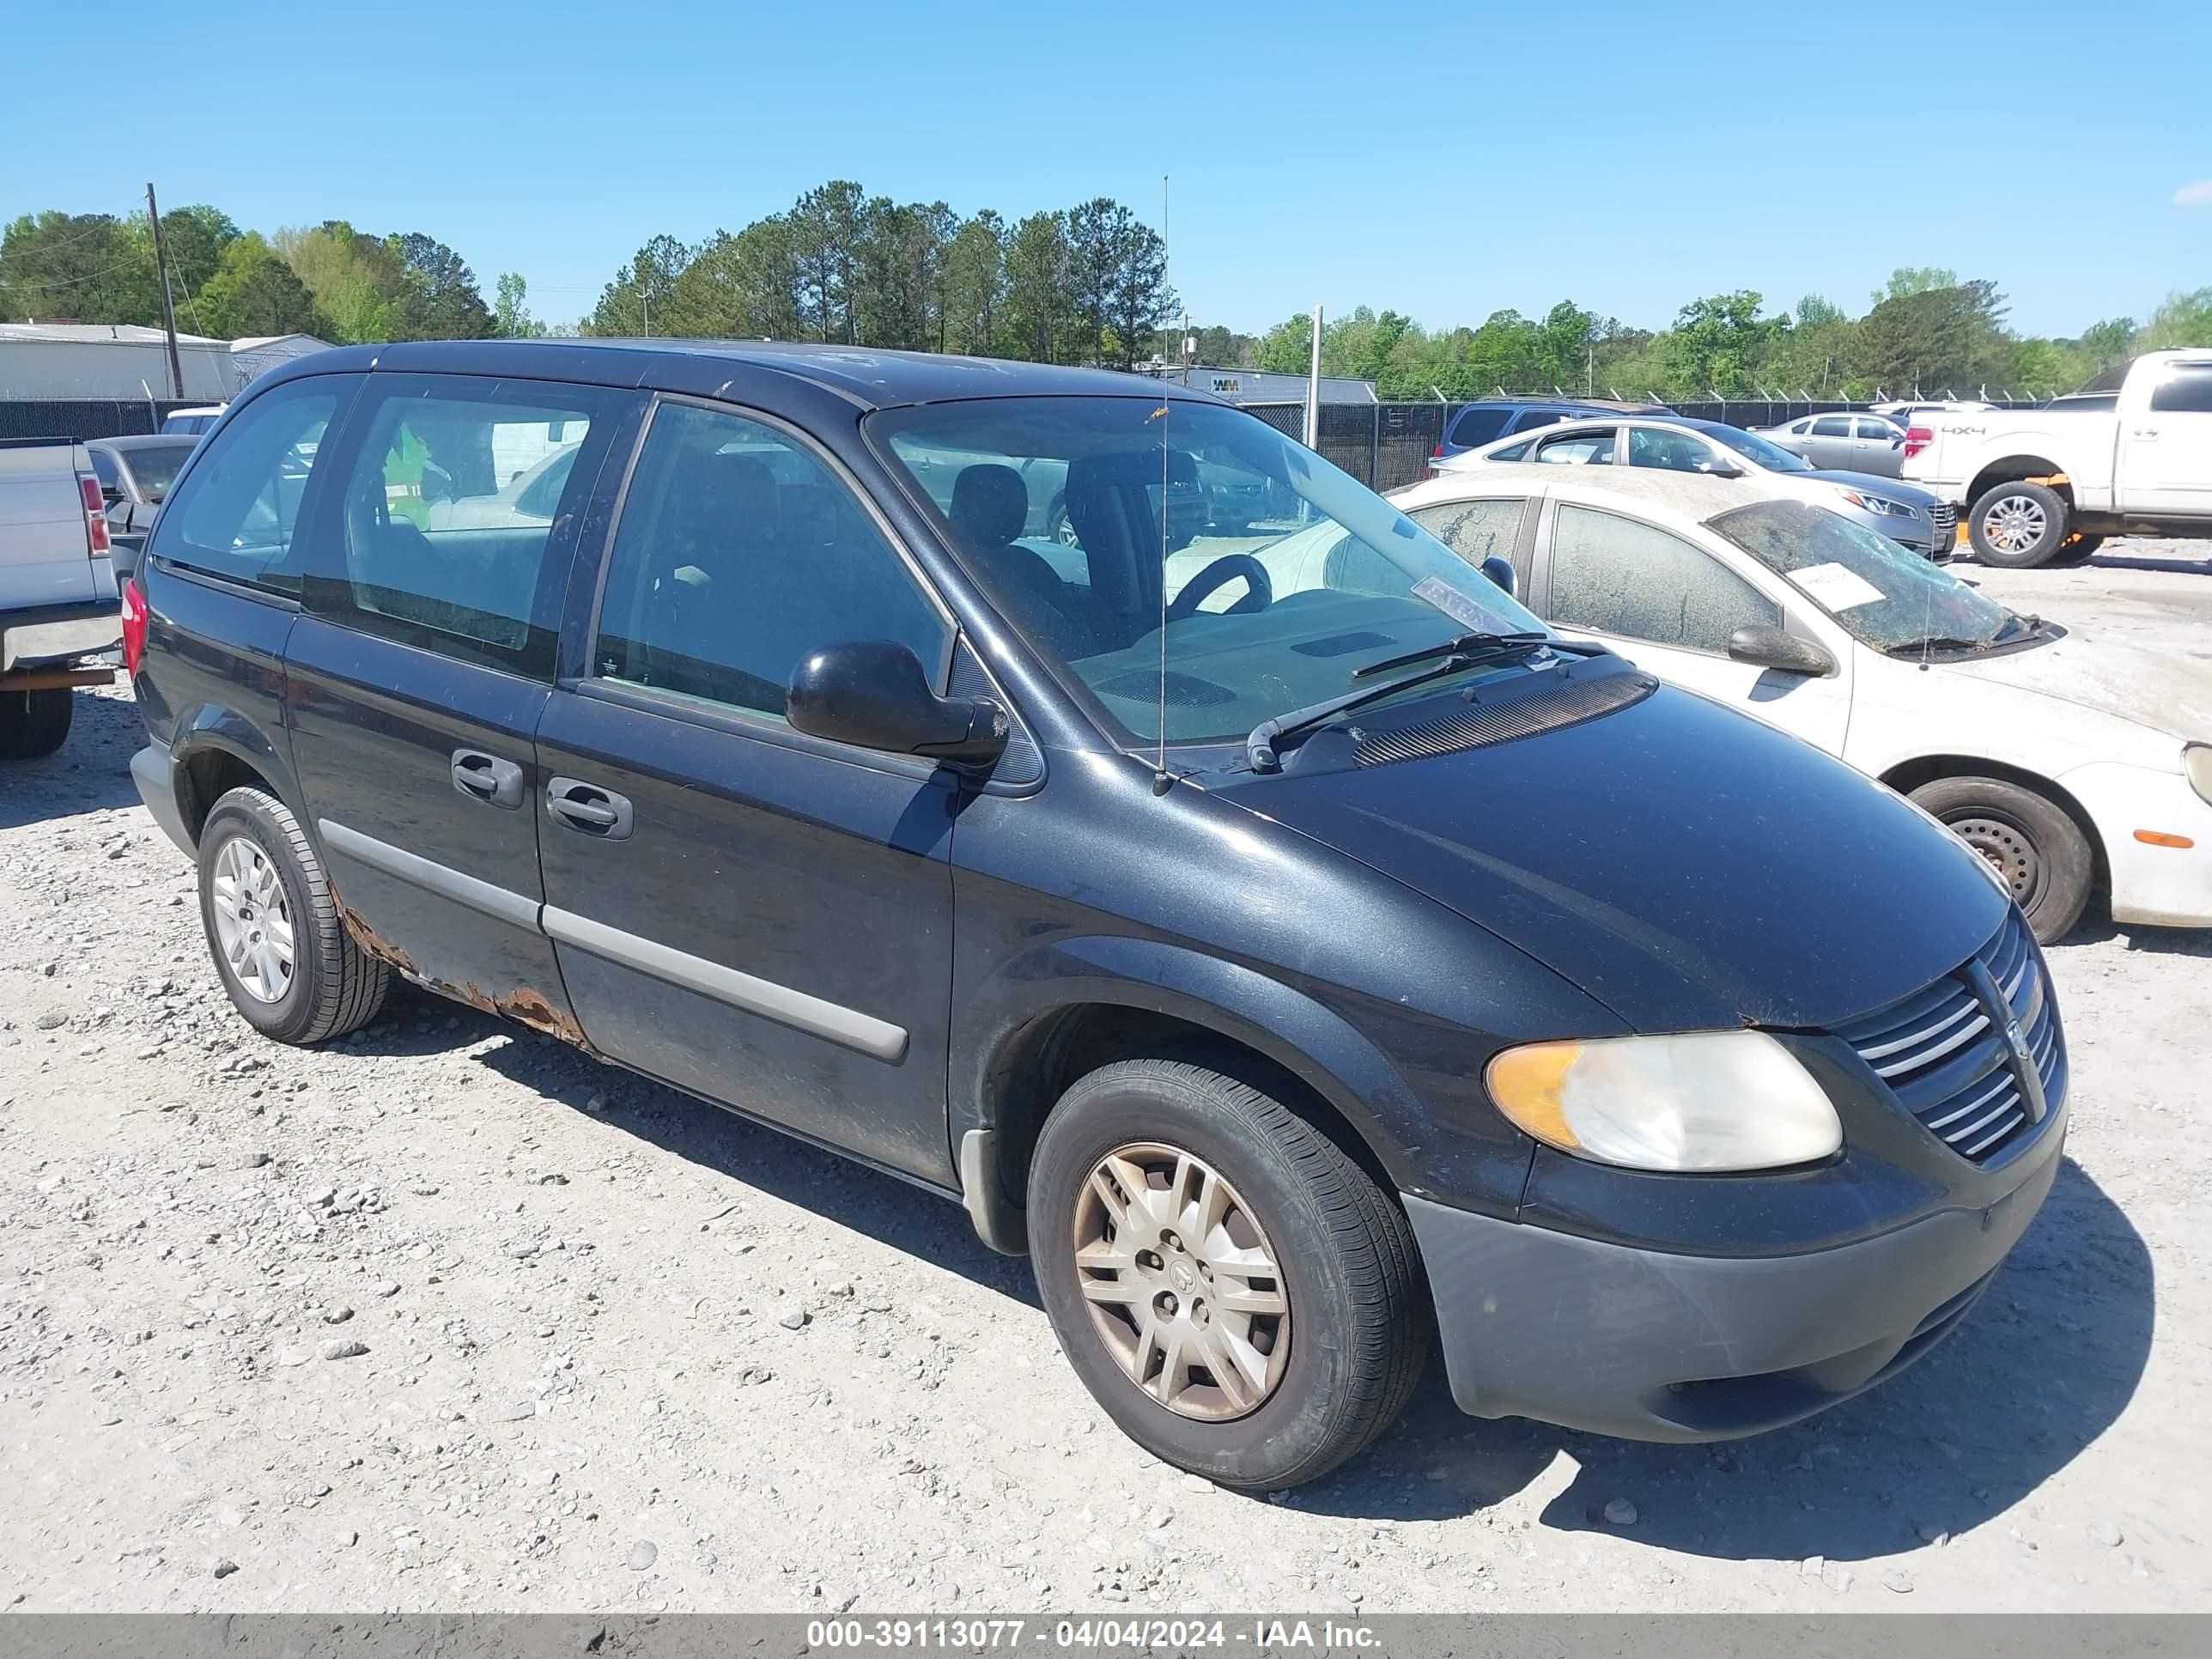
[453,1008,1044,1307]
[2058,919,2212,957]
[1282,1158,2151,1564]
[0,686,146,828]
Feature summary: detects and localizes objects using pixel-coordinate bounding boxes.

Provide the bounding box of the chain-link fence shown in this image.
[0,398,209,442]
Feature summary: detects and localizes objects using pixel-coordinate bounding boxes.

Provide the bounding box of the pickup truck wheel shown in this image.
[0,687,73,760]
[198,786,391,1044]
[1967,480,2069,568]
[1029,1060,1428,1492]
[1910,775,2092,943]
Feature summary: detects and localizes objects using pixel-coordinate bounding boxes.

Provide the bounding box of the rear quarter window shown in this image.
[149,376,360,590]
[1448,407,1510,447]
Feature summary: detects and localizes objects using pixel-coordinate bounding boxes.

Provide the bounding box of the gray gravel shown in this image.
[0,544,2207,1613]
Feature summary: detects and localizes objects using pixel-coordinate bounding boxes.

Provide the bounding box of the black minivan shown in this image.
[125,341,2066,1492]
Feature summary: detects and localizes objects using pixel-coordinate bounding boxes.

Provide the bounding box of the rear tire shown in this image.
[198,786,390,1044]
[1910,775,2093,943]
[0,687,73,759]
[1029,1059,1428,1492]
[1967,480,2069,568]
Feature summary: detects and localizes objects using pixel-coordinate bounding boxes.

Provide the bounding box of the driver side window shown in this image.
[1546,504,1780,653]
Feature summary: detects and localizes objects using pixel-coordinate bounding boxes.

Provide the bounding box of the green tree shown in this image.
[1255,312,1315,374]
[1661,290,1772,396]
[662,219,799,339]
[2077,315,2136,368]
[1853,279,2009,392]
[787,180,866,343]
[1001,210,1075,362]
[492,273,544,338]
[192,233,322,338]
[2136,288,2212,350]
[276,222,412,343]
[586,234,692,336]
[1796,293,1849,329]
[940,211,1006,356]
[387,233,493,338]
[1871,266,1959,307]
[0,211,144,324]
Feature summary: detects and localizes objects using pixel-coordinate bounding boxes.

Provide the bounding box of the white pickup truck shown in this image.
[1903,349,2212,567]
[1,437,122,757]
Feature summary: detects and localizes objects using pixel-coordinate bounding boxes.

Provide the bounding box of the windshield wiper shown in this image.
[1350,630,1551,680]
[1885,634,2000,656]
[1248,653,1507,773]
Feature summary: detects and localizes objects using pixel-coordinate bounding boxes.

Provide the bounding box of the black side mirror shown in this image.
[1479,554,1517,600]
[787,640,1009,769]
[100,483,123,505]
[1729,623,1836,678]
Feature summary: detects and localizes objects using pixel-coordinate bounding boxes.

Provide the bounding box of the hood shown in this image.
[1804,469,1940,508]
[1217,675,2005,1034]
[1941,633,2212,741]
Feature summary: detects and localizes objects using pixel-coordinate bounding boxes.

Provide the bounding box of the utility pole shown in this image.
[145,182,185,401]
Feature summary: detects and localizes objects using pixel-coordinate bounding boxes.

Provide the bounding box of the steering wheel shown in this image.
[1167,554,1273,623]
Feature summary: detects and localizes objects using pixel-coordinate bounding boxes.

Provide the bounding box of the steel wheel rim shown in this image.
[1071,1141,1291,1422]
[209,835,295,1004]
[1948,812,2045,911]
[1983,494,2046,555]
[1051,507,1080,547]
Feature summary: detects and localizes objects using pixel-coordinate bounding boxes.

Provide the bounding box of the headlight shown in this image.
[1836,488,1912,519]
[2187,743,2212,806]
[1486,1030,1843,1172]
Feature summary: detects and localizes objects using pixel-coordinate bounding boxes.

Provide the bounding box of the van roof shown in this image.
[250,338,1225,412]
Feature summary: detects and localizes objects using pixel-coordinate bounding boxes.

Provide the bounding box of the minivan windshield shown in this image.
[1710,500,2026,652]
[872,396,1547,748]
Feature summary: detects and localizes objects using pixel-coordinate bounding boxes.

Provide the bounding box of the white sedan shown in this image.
[1388,465,2212,942]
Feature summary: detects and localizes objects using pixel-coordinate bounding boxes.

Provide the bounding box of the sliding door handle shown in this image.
[546,776,634,840]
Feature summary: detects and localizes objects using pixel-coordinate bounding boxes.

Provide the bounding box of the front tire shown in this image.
[1967,480,2069,568]
[198,786,391,1044]
[0,687,73,759]
[1029,1060,1427,1492]
[1910,775,2093,943]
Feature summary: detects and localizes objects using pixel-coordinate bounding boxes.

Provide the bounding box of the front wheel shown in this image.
[1028,1060,1428,1492]
[1967,480,2069,568]
[1911,775,2093,943]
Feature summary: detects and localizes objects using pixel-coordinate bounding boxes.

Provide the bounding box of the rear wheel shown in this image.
[1910,775,2093,943]
[1029,1060,1427,1492]
[1967,480,2069,568]
[198,786,390,1043]
[0,687,73,759]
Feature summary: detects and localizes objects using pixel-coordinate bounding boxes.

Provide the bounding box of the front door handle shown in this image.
[451,749,525,809]
[546,776,634,840]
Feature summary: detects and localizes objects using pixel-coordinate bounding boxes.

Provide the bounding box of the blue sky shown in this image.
[5,1,2205,338]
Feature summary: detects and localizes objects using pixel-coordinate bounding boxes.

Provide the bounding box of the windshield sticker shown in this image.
[1791,562,1886,611]
[1412,574,1501,632]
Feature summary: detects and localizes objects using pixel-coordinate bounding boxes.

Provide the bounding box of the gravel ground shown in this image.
[1,544,2207,1614]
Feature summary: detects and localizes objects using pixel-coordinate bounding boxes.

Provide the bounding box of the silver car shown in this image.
[1756,412,1908,477]
[1447,415,1956,558]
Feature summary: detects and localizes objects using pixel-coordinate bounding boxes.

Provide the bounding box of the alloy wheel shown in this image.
[1071,1141,1291,1421]
[1981,493,2047,556]
[209,834,295,1004]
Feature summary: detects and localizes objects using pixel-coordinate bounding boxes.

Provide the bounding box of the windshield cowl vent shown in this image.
[1352,670,1657,769]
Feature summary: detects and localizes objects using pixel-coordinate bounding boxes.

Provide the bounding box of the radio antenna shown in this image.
[1154,173,1172,794]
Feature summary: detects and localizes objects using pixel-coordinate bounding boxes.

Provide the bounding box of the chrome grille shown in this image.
[1928,503,1958,550]
[1832,908,2064,1165]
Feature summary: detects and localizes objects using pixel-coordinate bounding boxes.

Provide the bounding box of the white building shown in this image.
[232,332,333,387]
[0,323,234,400]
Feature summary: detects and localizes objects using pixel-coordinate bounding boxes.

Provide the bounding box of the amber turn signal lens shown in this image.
[2133,830,2195,849]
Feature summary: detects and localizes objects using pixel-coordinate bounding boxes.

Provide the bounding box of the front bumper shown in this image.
[1406,1123,2062,1441]
[2,600,121,674]
[2062,760,2212,927]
